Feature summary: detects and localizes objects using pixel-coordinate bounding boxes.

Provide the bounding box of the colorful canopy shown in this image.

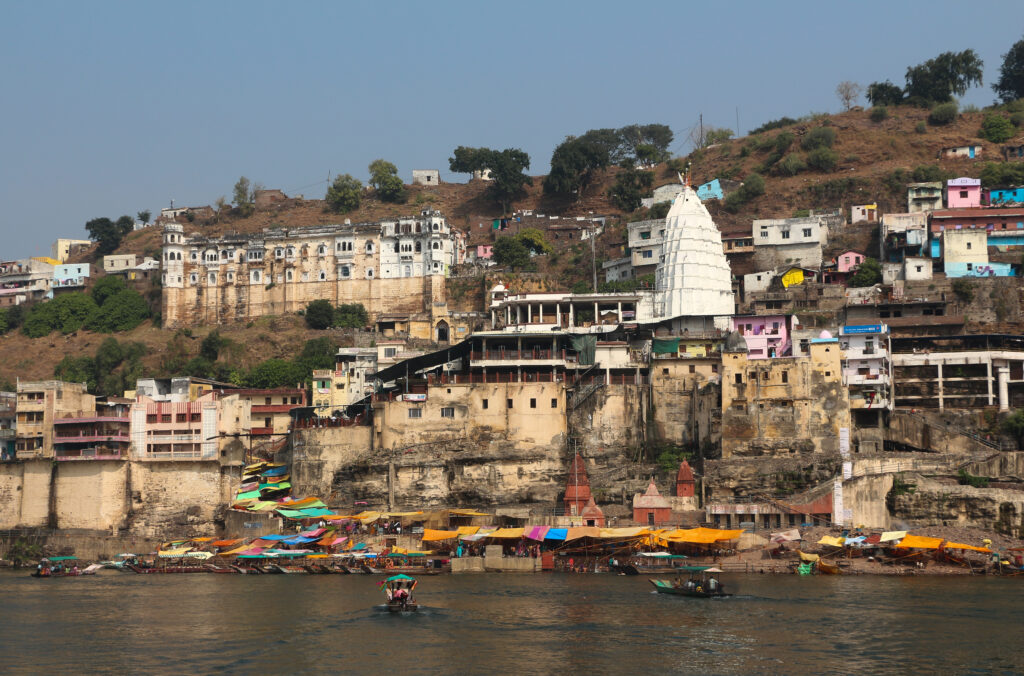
[817,535,846,547]
[448,509,490,517]
[386,574,415,581]
[489,527,525,539]
[422,529,460,541]
[544,528,568,541]
[943,542,992,553]
[277,507,334,519]
[525,526,550,541]
[157,548,193,558]
[565,527,601,541]
[879,530,907,543]
[896,535,944,550]
[456,526,480,536]
[664,528,745,544]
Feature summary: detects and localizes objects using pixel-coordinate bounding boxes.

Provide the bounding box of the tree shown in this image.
[54,355,97,391]
[85,216,133,255]
[617,124,673,162]
[648,201,671,220]
[233,176,252,207]
[848,258,882,287]
[90,289,150,332]
[136,210,151,224]
[296,337,338,374]
[200,330,226,361]
[516,228,553,255]
[22,293,99,337]
[544,135,611,197]
[368,159,406,203]
[801,127,836,151]
[448,146,489,175]
[492,236,532,270]
[1001,409,1024,448]
[483,148,532,214]
[806,147,839,172]
[904,49,984,103]
[929,101,959,125]
[91,275,128,306]
[325,174,362,213]
[994,36,1024,103]
[245,359,307,389]
[867,80,904,106]
[305,299,334,329]
[608,167,654,211]
[836,81,863,110]
[690,126,733,149]
[334,303,369,328]
[979,114,1015,143]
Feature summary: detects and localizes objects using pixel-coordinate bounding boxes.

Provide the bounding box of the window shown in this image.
[762,371,769,381]
[712,364,718,373]
[781,230,790,239]
[286,269,293,282]
[642,250,653,259]
[176,413,186,423]
[319,271,326,281]
[760,231,768,238]
[781,371,788,383]
[960,190,968,198]
[966,242,972,250]
[147,414,157,423]
[264,417,272,428]
[734,373,742,384]
[440,407,455,418]
[340,265,350,278]
[507,398,513,409]
[551,398,557,408]
[408,408,422,419]
[825,371,832,377]
[366,268,374,279]
[662,368,669,375]
[482,398,488,409]
[689,364,695,374]
[161,414,171,423]
[530,398,537,409]
[384,347,397,358]
[365,242,375,254]
[803,228,812,238]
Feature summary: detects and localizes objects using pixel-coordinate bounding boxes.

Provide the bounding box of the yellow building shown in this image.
[51,239,92,263]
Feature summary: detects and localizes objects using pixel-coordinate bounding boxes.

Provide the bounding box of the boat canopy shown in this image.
[385,574,415,581]
[46,556,78,562]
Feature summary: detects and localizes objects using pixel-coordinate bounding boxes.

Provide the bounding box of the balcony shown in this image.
[250,426,274,436]
[847,372,890,386]
[470,348,571,366]
[843,346,887,360]
[55,448,126,461]
[851,396,890,409]
[54,433,130,443]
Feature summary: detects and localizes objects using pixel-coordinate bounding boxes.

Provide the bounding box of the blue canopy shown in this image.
[544,528,567,541]
[259,534,293,541]
[261,466,289,477]
[351,543,368,551]
[283,536,318,545]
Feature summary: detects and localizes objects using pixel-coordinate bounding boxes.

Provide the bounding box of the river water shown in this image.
[2,571,1022,674]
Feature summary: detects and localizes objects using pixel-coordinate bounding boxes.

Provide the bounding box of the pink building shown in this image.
[947,177,981,209]
[476,245,493,259]
[823,250,867,285]
[730,314,792,359]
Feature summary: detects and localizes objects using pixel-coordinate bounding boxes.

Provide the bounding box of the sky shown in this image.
[1,1,1023,258]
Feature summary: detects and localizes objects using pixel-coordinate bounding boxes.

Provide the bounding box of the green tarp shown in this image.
[277,507,334,519]
[571,335,597,365]
[235,490,261,501]
[652,338,680,354]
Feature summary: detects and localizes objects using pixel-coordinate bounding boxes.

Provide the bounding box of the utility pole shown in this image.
[590,227,597,292]
[699,114,703,148]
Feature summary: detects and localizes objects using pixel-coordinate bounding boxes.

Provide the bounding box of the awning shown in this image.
[448,509,490,517]
[300,528,328,538]
[565,527,601,541]
[598,527,649,539]
[544,528,568,541]
[277,507,335,519]
[158,548,193,558]
[456,526,480,536]
[770,528,802,543]
[896,535,944,550]
[817,535,846,547]
[235,490,261,501]
[665,528,745,544]
[191,537,213,542]
[525,526,550,541]
[212,539,243,547]
[218,544,250,556]
[422,529,460,542]
[488,527,525,539]
[879,530,907,543]
[943,542,992,553]
[183,551,213,559]
[248,501,282,512]
[383,511,425,518]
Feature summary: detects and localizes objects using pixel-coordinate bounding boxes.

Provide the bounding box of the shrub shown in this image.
[334,303,368,328]
[1006,100,1024,113]
[915,121,927,134]
[775,153,806,176]
[774,132,795,154]
[806,147,839,172]
[1011,112,1024,127]
[952,278,974,303]
[979,114,1015,143]
[742,173,766,197]
[869,106,888,122]
[305,299,334,329]
[912,164,944,182]
[750,117,799,134]
[801,127,836,151]
[928,102,958,125]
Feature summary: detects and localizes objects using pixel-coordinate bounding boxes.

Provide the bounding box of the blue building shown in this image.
[989,187,1024,205]
[52,263,90,296]
[944,262,1016,278]
[697,179,724,201]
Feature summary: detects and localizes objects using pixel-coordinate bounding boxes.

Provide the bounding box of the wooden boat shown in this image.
[383,574,419,613]
[126,563,208,574]
[203,564,239,574]
[649,578,732,598]
[817,560,842,575]
[31,557,96,578]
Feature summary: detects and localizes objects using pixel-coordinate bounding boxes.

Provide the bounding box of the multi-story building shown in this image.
[839,323,892,419]
[15,381,94,459]
[0,259,54,307]
[880,212,928,262]
[751,217,827,269]
[312,348,378,414]
[0,392,15,460]
[730,314,793,359]
[627,219,665,276]
[720,331,850,458]
[213,388,306,440]
[906,182,943,213]
[946,177,982,208]
[53,398,132,461]
[52,263,90,295]
[129,392,250,460]
[161,210,465,339]
[51,238,92,263]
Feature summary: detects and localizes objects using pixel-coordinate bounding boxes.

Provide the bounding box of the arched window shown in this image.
[318,245,326,256]
[366,268,374,279]
[340,265,350,278]
[403,265,411,277]
[365,242,375,254]
[415,241,421,253]
[319,270,326,281]
[189,273,198,284]
[286,269,294,282]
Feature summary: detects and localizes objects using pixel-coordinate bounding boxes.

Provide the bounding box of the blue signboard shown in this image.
[843,324,882,335]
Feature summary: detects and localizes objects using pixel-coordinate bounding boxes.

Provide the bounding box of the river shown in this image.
[2,571,1022,674]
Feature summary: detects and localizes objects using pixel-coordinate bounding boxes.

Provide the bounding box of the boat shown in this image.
[126,563,208,574]
[649,568,731,598]
[817,560,842,575]
[382,574,419,613]
[31,556,96,578]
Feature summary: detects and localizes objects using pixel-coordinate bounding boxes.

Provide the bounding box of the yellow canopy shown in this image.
[392,547,433,555]
[598,527,650,539]
[456,526,480,536]
[244,462,267,473]
[191,537,213,542]
[383,511,424,518]
[488,527,525,539]
[231,499,257,509]
[218,544,250,556]
[323,514,354,521]
[157,547,193,557]
[565,526,602,541]
[353,511,381,523]
[799,551,820,563]
[879,530,907,543]
[665,527,745,544]
[943,542,992,553]
[246,501,280,512]
[421,529,460,542]
[896,535,944,550]
[305,554,329,559]
[448,508,490,517]
[817,535,846,547]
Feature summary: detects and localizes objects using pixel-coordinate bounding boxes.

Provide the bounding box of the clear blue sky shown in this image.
[1,1,1022,258]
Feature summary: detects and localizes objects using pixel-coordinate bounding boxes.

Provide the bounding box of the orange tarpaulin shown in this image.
[565,527,601,541]
[211,539,243,547]
[896,535,944,549]
[944,542,992,553]
[664,527,745,544]
[422,529,460,542]
[456,526,480,536]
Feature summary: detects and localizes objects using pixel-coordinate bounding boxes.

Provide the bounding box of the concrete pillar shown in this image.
[593,302,599,325]
[937,363,944,411]
[617,302,622,323]
[986,358,994,406]
[998,364,1010,412]
[569,304,574,327]
[538,304,543,323]
[556,305,562,327]
[527,304,532,323]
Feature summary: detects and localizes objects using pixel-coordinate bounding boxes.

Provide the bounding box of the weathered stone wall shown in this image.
[887,474,1024,536]
[843,473,894,530]
[0,462,26,529]
[53,460,129,531]
[650,360,719,448]
[20,461,52,527]
[126,461,238,538]
[289,425,374,499]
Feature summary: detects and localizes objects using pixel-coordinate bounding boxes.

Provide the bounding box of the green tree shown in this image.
[867,80,904,106]
[233,176,253,208]
[806,147,839,172]
[85,216,133,255]
[774,153,806,176]
[305,299,335,329]
[91,289,150,332]
[54,355,97,391]
[450,146,533,213]
[979,114,1015,143]
[136,210,151,224]
[368,159,407,203]
[516,228,553,255]
[334,303,369,328]
[703,127,734,146]
[648,201,671,219]
[492,236,532,270]
[23,293,100,337]
[296,336,338,374]
[848,258,882,287]
[448,146,489,175]
[801,127,836,151]
[994,36,1024,103]
[617,123,674,162]
[325,174,362,213]
[929,101,959,125]
[200,329,226,361]
[1001,409,1024,448]
[544,133,613,197]
[904,49,983,103]
[245,359,307,389]
[91,275,128,306]
[608,168,654,211]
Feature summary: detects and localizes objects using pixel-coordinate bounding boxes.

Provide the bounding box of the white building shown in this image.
[840,323,892,416]
[627,219,665,274]
[654,185,735,326]
[602,257,634,283]
[640,184,685,209]
[752,217,827,269]
[412,170,440,186]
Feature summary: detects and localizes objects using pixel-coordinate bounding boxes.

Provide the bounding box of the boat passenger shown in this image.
[708,577,719,592]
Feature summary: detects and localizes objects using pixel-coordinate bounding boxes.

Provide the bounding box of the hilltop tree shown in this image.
[448,146,531,214]
[305,299,334,329]
[136,210,151,224]
[904,49,983,104]
[368,159,406,203]
[608,167,654,212]
[993,36,1024,103]
[86,216,133,255]
[836,81,863,110]
[867,80,905,106]
[617,124,673,163]
[233,176,252,207]
[325,174,362,213]
[544,134,611,197]
[492,236,532,270]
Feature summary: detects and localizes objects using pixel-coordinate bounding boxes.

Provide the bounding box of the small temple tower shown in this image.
[633,479,672,526]
[580,496,606,527]
[676,460,695,497]
[563,453,592,517]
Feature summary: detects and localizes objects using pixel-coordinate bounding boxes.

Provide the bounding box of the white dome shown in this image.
[819,330,833,339]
